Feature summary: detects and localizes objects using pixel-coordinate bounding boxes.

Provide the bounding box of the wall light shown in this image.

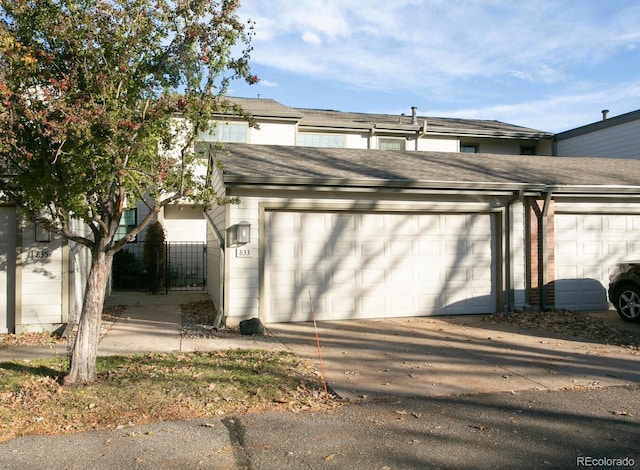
[35,224,51,242]
[227,221,251,247]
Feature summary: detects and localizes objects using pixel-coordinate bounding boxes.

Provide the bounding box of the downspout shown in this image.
[540,191,553,310]
[504,190,524,314]
[204,210,225,329]
[416,119,427,151]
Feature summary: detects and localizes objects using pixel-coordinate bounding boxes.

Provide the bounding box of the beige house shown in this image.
[8,97,640,332]
[206,144,640,326]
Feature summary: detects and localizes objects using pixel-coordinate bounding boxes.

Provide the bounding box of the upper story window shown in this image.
[116,208,137,242]
[198,123,248,143]
[378,138,406,151]
[298,133,345,148]
[460,144,478,153]
[520,145,536,155]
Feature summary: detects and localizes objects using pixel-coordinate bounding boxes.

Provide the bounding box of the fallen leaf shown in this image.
[470,425,490,431]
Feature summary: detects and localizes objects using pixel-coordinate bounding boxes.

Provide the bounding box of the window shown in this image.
[520,145,536,155]
[116,209,137,242]
[297,133,345,148]
[378,138,406,151]
[198,123,248,143]
[460,144,478,153]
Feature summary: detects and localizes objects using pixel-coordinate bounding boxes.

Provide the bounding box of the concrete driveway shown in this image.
[267,313,640,401]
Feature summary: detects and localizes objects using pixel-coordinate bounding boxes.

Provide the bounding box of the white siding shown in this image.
[557,119,640,159]
[205,166,229,310]
[0,207,16,333]
[344,133,370,149]
[417,137,459,152]
[67,218,92,325]
[19,221,64,328]
[510,202,527,308]
[206,223,223,310]
[249,122,296,145]
[163,205,206,242]
[225,198,260,321]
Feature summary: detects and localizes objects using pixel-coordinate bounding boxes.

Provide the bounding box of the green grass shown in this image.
[0,350,337,442]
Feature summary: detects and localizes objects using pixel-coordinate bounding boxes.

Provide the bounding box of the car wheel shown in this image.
[613,284,640,323]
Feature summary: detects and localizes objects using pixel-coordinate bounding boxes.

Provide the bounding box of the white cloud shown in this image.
[237,1,640,130]
[427,79,640,133]
[257,79,278,88]
[241,1,640,88]
[302,32,322,46]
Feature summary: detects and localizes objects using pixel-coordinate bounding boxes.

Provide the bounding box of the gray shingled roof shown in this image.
[217,144,640,190]
[225,97,302,119]
[225,97,552,138]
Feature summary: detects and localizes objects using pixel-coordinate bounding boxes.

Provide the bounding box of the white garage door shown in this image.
[264,211,497,322]
[555,213,640,310]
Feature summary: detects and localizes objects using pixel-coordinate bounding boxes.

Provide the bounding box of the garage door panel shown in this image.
[330,241,356,257]
[417,241,440,256]
[329,269,358,286]
[389,241,412,256]
[361,241,385,257]
[472,267,492,282]
[389,296,414,311]
[445,267,470,283]
[265,211,496,322]
[607,242,627,255]
[300,242,326,259]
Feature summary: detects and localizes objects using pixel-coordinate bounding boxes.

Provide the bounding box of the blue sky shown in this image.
[229,0,640,133]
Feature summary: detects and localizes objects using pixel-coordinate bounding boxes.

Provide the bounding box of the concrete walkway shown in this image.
[100,292,285,356]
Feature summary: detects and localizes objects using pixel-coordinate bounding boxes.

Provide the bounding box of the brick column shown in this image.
[527,197,555,309]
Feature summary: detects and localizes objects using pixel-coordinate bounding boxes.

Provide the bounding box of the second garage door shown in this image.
[555,213,640,310]
[264,211,497,323]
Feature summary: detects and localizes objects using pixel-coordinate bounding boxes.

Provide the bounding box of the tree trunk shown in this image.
[64,249,113,385]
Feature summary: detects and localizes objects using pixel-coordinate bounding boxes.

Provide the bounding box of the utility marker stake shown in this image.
[309,290,328,396]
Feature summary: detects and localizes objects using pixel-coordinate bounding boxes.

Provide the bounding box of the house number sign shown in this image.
[236,248,251,258]
[28,248,52,260]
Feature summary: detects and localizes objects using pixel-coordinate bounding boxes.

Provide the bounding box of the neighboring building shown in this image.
[555,108,640,159]
[207,144,640,326]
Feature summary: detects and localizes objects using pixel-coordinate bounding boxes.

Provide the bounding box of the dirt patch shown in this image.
[0,306,126,348]
[482,309,639,351]
[181,300,243,339]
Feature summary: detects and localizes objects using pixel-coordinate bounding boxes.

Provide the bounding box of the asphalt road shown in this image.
[1,385,638,469]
